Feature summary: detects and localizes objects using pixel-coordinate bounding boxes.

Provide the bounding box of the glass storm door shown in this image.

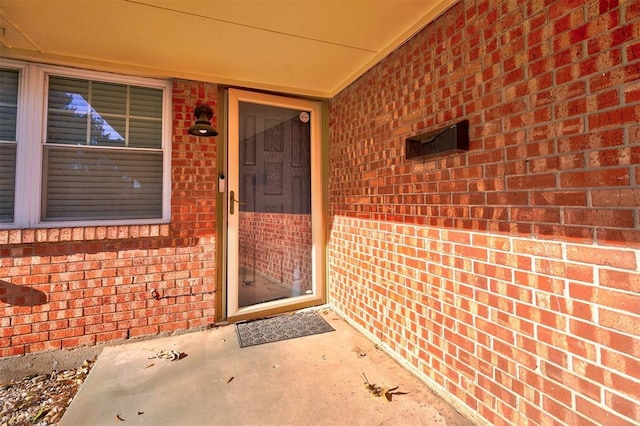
[226,89,324,321]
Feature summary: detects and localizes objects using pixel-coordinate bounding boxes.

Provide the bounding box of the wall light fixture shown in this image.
[188,104,218,137]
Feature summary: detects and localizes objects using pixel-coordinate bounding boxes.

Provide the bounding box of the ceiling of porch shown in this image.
[0,0,455,98]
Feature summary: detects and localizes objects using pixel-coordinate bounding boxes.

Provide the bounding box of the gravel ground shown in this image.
[0,360,94,426]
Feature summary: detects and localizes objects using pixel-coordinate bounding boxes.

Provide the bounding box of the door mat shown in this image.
[236,311,335,348]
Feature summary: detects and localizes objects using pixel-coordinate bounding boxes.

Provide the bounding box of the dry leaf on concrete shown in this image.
[361,373,407,402]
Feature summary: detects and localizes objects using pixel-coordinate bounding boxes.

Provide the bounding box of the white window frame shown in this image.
[0,59,172,229]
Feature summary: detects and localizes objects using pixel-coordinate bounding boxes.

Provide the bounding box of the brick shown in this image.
[85,323,117,334]
[536,258,594,282]
[566,245,636,270]
[599,309,640,335]
[474,261,513,282]
[158,321,189,333]
[538,325,596,360]
[61,335,96,348]
[558,128,623,153]
[49,327,84,340]
[454,244,487,261]
[517,400,543,425]
[554,97,586,118]
[514,239,563,258]
[27,340,62,353]
[96,330,128,343]
[506,173,556,190]
[564,208,634,228]
[599,269,640,292]
[68,314,104,328]
[32,320,69,333]
[519,335,569,369]
[514,271,565,294]
[576,395,629,426]
[589,105,640,129]
[530,191,587,206]
[511,207,561,224]
[11,332,48,346]
[129,325,159,338]
[0,346,26,357]
[517,303,568,330]
[12,313,48,325]
[570,282,640,315]
[592,187,640,207]
[605,391,640,423]
[587,147,637,168]
[543,361,601,402]
[543,396,596,426]
[601,348,640,380]
[560,168,630,188]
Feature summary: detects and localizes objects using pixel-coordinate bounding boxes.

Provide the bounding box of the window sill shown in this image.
[0,224,170,245]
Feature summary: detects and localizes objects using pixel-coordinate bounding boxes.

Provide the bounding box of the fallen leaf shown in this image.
[361,373,404,402]
[146,349,185,361]
[32,407,50,422]
[383,386,398,402]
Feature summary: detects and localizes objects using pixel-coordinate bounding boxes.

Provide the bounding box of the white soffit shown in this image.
[0,0,456,98]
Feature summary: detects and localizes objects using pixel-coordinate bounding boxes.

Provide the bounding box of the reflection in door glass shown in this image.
[237,102,312,307]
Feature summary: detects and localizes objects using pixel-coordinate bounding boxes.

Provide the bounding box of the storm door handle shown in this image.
[229,191,245,215]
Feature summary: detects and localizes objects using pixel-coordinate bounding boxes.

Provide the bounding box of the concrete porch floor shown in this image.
[59,309,475,426]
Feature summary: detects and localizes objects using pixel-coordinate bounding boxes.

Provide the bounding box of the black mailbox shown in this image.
[405,119,469,160]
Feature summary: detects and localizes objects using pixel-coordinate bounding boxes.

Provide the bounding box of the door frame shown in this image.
[219,88,326,323]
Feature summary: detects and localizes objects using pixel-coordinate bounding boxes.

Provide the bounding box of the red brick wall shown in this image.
[0,80,218,357]
[329,1,640,424]
[239,212,312,290]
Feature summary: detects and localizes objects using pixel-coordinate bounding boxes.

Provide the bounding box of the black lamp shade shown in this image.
[188,104,218,137]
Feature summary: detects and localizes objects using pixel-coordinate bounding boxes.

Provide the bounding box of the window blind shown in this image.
[0,144,16,222]
[42,147,163,220]
[0,69,18,141]
[0,69,18,222]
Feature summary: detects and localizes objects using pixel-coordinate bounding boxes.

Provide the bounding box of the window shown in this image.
[0,61,172,228]
[43,76,164,220]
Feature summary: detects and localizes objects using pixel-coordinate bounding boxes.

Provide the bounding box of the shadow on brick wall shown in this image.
[0,280,47,306]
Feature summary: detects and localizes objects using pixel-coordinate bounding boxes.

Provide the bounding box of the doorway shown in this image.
[225,89,325,321]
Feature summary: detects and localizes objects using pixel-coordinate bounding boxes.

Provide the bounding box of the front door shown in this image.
[226,89,324,321]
